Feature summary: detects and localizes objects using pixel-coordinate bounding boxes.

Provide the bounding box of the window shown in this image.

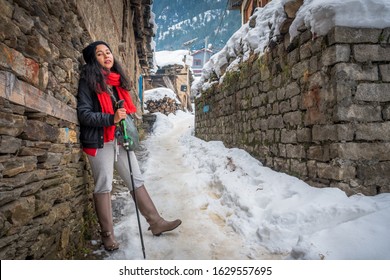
[194,59,202,66]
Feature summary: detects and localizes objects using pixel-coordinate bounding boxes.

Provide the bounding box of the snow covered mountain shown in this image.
[152,0,241,52]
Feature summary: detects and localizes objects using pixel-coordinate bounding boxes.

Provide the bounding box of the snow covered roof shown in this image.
[143,87,179,103]
[191,49,214,56]
[154,49,191,68]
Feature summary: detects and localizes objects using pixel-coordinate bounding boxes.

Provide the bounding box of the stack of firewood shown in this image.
[144,96,182,115]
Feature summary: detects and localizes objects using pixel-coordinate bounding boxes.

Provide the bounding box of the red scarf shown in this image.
[96,72,137,143]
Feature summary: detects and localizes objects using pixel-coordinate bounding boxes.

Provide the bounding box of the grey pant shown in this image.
[87,141,144,193]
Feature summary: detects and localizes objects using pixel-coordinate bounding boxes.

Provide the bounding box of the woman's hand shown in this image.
[114,108,127,123]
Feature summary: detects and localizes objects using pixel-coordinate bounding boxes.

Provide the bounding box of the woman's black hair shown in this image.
[80,43,130,93]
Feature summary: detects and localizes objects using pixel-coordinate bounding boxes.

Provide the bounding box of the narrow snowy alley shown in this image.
[89,109,390,261]
[103,112,281,260]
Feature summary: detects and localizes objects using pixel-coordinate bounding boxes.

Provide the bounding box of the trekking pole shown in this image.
[117,100,146,259]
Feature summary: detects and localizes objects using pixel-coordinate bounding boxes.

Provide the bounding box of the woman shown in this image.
[77,41,181,251]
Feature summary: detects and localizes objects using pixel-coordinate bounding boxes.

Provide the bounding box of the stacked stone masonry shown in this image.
[195,26,390,196]
[0,0,91,260]
[0,0,153,259]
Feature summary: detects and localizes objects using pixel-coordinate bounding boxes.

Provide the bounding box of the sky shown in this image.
[93,87,390,261]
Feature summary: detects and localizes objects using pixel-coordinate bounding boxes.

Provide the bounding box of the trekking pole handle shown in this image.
[116,99,125,110]
[115,100,132,150]
[115,99,126,129]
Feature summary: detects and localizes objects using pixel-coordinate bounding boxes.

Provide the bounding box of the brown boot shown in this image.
[93,192,119,251]
[131,185,182,236]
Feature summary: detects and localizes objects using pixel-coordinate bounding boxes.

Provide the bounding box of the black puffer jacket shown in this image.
[77,78,115,148]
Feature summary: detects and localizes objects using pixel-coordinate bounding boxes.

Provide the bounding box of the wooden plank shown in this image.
[0,71,78,124]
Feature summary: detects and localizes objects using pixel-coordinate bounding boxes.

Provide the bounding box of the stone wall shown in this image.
[0,0,153,259]
[76,0,151,100]
[195,26,390,196]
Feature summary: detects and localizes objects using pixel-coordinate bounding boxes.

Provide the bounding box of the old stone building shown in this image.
[195,1,390,196]
[149,50,194,112]
[0,0,154,259]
